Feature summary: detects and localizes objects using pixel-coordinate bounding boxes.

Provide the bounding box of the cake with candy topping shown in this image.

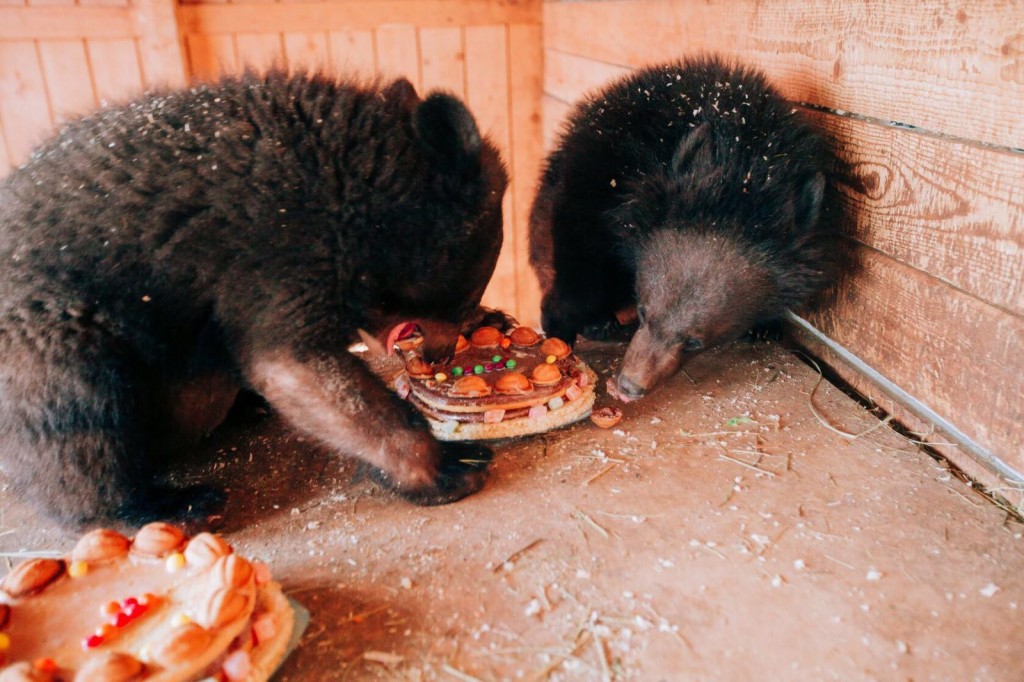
[0,523,294,682]
[395,325,596,440]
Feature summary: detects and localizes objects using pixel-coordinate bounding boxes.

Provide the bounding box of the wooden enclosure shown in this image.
[1,0,1022,505]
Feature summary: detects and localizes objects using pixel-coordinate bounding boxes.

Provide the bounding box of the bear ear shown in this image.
[412,93,482,177]
[794,172,826,231]
[671,122,713,176]
[382,77,420,111]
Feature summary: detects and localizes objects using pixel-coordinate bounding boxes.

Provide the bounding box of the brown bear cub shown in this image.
[0,71,508,527]
[530,55,835,400]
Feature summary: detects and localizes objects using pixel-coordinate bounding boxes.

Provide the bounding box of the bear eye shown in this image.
[636,305,647,325]
[682,337,703,352]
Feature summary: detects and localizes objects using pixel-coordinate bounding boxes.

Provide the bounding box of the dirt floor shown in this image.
[3,339,1023,680]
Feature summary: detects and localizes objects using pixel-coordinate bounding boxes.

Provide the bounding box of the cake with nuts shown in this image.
[0,523,294,682]
[394,325,596,440]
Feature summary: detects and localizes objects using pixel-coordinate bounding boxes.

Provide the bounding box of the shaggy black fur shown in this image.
[0,71,508,527]
[529,55,835,399]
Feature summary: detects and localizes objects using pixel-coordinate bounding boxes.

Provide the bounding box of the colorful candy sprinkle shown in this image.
[434,372,447,382]
[166,551,186,572]
[548,396,564,410]
[491,354,502,363]
[545,355,556,364]
[97,624,116,639]
[113,611,131,628]
[101,600,121,617]
[473,364,484,374]
[505,359,517,370]
[0,633,10,652]
[500,337,511,349]
[451,366,464,376]
[83,633,105,649]
[34,658,58,673]
[172,613,192,627]
[68,560,89,578]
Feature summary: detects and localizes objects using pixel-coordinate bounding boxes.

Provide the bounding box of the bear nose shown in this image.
[616,374,647,400]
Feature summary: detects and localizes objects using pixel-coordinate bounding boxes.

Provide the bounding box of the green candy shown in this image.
[452,366,464,376]
[473,364,484,374]
[492,354,503,363]
[505,359,517,370]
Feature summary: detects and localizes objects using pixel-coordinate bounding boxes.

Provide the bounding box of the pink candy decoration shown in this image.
[577,372,589,388]
[253,561,272,585]
[252,612,278,644]
[565,384,583,401]
[483,409,506,424]
[528,405,548,420]
[222,650,252,681]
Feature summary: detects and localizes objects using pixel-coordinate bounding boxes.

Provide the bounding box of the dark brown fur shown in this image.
[0,71,508,527]
[529,55,835,398]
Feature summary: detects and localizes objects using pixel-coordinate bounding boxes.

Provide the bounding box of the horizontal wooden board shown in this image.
[179,0,540,35]
[0,6,133,40]
[806,109,1024,318]
[544,0,1024,150]
[805,246,1024,471]
[543,48,628,105]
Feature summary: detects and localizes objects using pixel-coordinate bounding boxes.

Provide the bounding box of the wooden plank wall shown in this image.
[0,0,543,324]
[542,0,1024,500]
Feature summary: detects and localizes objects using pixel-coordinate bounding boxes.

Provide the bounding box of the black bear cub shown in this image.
[530,54,834,400]
[0,71,508,527]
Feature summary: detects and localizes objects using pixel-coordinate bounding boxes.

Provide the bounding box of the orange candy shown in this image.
[469,326,503,347]
[449,375,491,398]
[539,337,571,359]
[34,658,58,673]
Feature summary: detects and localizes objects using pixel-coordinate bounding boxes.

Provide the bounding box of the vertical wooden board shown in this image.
[0,41,53,166]
[38,40,97,123]
[88,39,144,105]
[0,117,13,178]
[465,25,515,315]
[807,247,1024,469]
[133,0,188,89]
[283,31,329,73]
[328,29,376,78]
[184,33,237,81]
[375,25,419,90]
[507,23,543,327]
[419,27,464,97]
[541,94,571,151]
[235,33,284,74]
